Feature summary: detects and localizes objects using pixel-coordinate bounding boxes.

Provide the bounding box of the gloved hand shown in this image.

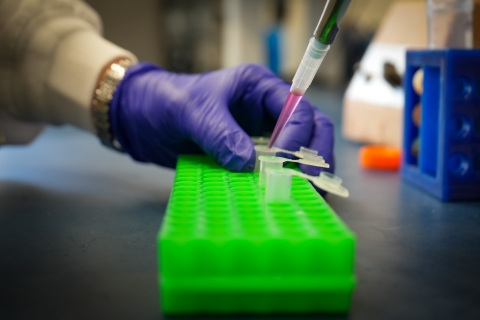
[110,63,334,178]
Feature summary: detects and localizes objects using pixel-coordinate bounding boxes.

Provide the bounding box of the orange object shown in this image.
[359,145,401,170]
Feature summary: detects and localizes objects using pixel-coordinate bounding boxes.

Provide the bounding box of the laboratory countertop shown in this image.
[1,89,479,320]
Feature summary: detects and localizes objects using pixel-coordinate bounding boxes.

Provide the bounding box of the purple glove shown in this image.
[110,63,334,177]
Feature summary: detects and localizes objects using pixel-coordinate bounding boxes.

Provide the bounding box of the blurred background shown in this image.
[84,0,405,89]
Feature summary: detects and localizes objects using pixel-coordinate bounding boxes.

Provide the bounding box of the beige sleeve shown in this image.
[0,0,137,145]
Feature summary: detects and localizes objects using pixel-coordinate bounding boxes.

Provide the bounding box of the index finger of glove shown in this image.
[236,64,315,153]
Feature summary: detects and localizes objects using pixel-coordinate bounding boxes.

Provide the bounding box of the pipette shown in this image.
[267,0,352,148]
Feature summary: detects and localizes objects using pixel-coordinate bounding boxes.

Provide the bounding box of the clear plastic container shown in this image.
[265,168,292,203]
[427,0,473,49]
[254,145,276,172]
[262,167,350,199]
[258,156,284,187]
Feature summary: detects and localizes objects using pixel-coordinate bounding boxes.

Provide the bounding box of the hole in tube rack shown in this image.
[203,196,229,203]
[451,115,472,139]
[204,209,231,217]
[229,181,254,187]
[200,171,219,176]
[202,172,220,179]
[232,190,257,196]
[240,222,268,231]
[273,214,302,222]
[203,183,229,189]
[239,213,266,221]
[202,191,228,198]
[228,172,251,177]
[233,197,258,203]
[202,177,228,183]
[236,203,262,211]
[451,77,473,100]
[448,153,470,176]
[202,185,228,191]
[204,200,231,208]
[228,174,253,179]
[270,207,294,215]
[233,196,258,203]
[204,203,231,211]
[238,209,263,217]
[230,178,255,184]
[202,176,227,182]
[205,220,232,227]
[271,215,298,223]
[202,170,225,175]
[236,200,261,207]
[268,206,295,214]
[229,180,253,184]
[230,187,256,193]
[278,229,307,238]
[236,209,262,216]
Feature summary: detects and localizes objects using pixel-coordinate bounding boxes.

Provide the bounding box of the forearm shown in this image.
[0,0,137,142]
[46,30,137,132]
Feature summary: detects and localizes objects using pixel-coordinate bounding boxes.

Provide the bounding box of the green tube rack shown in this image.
[158,155,356,314]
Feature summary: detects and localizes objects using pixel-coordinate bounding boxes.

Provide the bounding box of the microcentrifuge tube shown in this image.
[258,156,284,186]
[254,145,276,172]
[265,168,292,203]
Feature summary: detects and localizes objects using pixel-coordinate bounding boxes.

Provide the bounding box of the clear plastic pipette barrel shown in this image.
[267,38,329,148]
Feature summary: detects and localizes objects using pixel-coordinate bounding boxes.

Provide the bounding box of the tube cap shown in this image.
[315,172,349,198]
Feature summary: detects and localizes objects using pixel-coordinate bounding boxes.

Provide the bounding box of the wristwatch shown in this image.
[91,58,132,151]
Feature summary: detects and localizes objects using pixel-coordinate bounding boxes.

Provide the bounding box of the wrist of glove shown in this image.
[109,63,335,180]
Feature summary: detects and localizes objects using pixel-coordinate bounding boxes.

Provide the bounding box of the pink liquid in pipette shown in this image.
[267,91,303,148]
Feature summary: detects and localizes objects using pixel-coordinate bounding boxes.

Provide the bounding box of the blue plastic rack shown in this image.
[402,49,480,201]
